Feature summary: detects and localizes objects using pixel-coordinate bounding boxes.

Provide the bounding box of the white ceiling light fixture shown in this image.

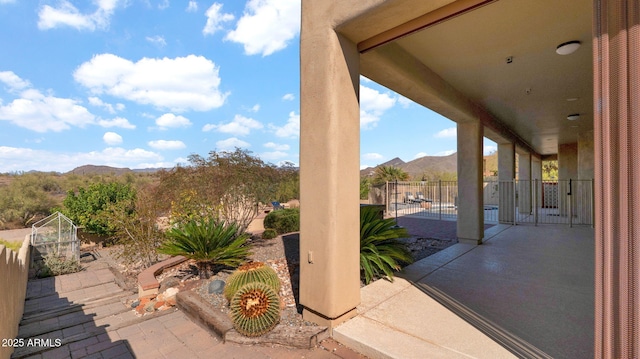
[556,41,581,55]
[567,113,580,121]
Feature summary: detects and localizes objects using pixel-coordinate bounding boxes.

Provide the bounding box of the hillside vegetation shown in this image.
[0,149,299,232]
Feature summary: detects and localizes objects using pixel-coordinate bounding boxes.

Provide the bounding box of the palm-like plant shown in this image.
[372,165,410,185]
[360,207,413,284]
[159,218,251,279]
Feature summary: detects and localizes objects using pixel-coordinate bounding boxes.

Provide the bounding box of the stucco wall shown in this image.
[0,236,31,359]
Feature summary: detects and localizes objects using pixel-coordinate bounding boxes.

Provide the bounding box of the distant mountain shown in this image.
[402,153,457,178]
[361,152,498,179]
[66,165,165,176]
[360,157,406,177]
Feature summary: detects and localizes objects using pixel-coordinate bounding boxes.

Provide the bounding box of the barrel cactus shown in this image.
[224,261,281,301]
[229,282,280,337]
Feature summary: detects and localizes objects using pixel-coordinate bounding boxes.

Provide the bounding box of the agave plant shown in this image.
[360,207,413,284]
[159,218,251,279]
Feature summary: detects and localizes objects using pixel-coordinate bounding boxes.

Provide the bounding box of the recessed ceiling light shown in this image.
[567,113,580,121]
[556,41,581,55]
[567,97,579,101]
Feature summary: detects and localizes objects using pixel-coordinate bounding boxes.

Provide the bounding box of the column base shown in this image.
[303,307,358,334]
[458,237,483,245]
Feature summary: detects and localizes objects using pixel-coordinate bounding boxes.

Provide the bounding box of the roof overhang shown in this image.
[337,0,593,156]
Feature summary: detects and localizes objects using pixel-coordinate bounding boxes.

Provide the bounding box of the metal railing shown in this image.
[383,179,594,227]
[386,180,458,221]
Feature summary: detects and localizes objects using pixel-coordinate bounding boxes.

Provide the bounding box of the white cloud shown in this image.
[270,111,299,138]
[216,137,250,150]
[436,150,456,156]
[98,116,135,129]
[186,1,198,12]
[250,104,260,112]
[103,131,123,145]
[203,3,234,36]
[146,35,167,47]
[158,0,169,10]
[88,96,119,114]
[360,85,396,129]
[74,53,229,112]
[225,0,300,56]
[260,151,288,160]
[0,71,30,91]
[398,95,413,108]
[414,152,428,159]
[148,140,186,150]
[156,113,192,129]
[203,114,263,136]
[264,142,289,151]
[363,153,383,160]
[484,145,497,155]
[38,0,121,31]
[282,93,294,101]
[0,0,17,4]
[0,145,163,172]
[0,89,95,132]
[434,127,457,138]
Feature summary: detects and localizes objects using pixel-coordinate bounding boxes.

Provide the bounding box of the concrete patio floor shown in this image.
[335,222,594,359]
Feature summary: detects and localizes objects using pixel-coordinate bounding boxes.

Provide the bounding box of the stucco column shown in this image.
[299,1,363,328]
[578,130,595,180]
[518,152,532,214]
[456,121,483,244]
[593,1,640,356]
[558,143,578,216]
[531,156,542,211]
[498,142,515,223]
[577,130,595,223]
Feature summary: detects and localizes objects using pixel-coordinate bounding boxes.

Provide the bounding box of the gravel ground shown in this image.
[81,217,472,328]
[195,233,313,327]
[190,219,462,328]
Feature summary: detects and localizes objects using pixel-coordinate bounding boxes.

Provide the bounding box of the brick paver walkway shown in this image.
[11,260,365,359]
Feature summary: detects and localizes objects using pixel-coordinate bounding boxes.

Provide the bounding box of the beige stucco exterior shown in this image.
[301,0,639,355]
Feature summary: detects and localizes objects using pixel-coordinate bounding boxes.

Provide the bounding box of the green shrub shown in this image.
[37,253,82,278]
[261,228,277,239]
[360,206,413,284]
[61,182,136,236]
[263,208,299,234]
[0,239,22,252]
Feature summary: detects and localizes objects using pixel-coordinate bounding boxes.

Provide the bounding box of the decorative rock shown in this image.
[159,276,181,293]
[208,280,225,294]
[144,300,156,312]
[154,301,165,309]
[130,300,140,308]
[165,287,179,306]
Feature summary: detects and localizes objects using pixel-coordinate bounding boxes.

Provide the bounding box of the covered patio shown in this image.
[335,223,594,358]
[299,0,639,357]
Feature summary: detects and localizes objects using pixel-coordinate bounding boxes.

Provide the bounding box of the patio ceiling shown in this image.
[341,0,593,156]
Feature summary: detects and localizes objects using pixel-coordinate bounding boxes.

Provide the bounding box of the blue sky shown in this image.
[0,0,495,173]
